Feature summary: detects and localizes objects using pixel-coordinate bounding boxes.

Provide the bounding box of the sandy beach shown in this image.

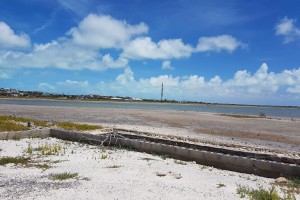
[0,137,292,200]
[0,103,299,156]
[1,104,300,199]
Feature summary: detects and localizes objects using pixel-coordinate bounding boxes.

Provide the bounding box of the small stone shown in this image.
[173,174,182,179]
[275,177,288,184]
[156,172,166,177]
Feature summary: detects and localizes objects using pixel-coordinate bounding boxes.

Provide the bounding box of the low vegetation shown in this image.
[141,157,157,161]
[56,121,103,131]
[259,112,267,118]
[288,177,300,194]
[217,183,226,188]
[0,115,51,132]
[50,172,78,181]
[0,115,103,132]
[0,119,29,132]
[106,165,122,169]
[33,143,63,156]
[275,177,300,194]
[0,156,30,165]
[220,113,268,119]
[34,163,52,170]
[174,160,187,165]
[160,154,171,160]
[220,114,261,119]
[237,185,296,200]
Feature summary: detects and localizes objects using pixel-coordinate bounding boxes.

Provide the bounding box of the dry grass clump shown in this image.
[0,119,29,132]
[56,121,103,131]
[33,143,63,156]
[0,115,104,132]
[0,115,50,132]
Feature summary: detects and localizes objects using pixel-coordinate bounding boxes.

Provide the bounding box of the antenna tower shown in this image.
[161,82,163,101]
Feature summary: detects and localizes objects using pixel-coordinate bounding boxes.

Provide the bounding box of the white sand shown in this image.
[1,138,296,200]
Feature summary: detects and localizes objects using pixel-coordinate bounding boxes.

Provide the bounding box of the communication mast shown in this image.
[161,82,163,101]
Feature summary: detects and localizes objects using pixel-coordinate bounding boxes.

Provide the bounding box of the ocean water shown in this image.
[1,98,300,118]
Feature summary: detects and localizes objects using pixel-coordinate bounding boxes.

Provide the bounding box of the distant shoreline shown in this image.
[0,96,299,110]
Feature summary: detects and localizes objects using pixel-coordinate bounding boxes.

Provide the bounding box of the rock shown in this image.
[275,177,288,184]
[173,174,182,179]
[156,172,166,177]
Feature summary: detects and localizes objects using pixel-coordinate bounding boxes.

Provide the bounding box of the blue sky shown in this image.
[1,0,300,106]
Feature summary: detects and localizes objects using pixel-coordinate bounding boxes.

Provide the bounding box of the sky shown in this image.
[1,0,300,106]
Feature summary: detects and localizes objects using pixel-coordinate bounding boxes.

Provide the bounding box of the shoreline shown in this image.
[1,97,300,120]
[1,96,300,110]
[1,103,299,156]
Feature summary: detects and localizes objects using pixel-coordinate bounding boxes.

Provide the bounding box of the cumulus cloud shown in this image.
[275,17,300,43]
[36,63,300,104]
[0,15,246,74]
[116,67,134,84]
[162,60,174,70]
[0,21,31,49]
[196,35,245,52]
[122,37,193,59]
[93,63,300,102]
[38,80,91,94]
[68,14,148,49]
[0,41,128,71]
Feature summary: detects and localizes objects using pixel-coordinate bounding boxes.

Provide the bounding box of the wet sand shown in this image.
[1,104,299,155]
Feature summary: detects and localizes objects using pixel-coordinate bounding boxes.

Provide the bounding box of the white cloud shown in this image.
[225,63,279,94]
[57,80,89,87]
[0,41,128,71]
[0,16,246,74]
[68,14,148,49]
[287,85,300,93]
[162,60,174,70]
[38,80,92,94]
[0,21,31,49]
[196,35,245,52]
[122,37,193,59]
[182,75,205,89]
[0,69,12,79]
[94,63,300,103]
[57,0,94,17]
[38,83,56,91]
[275,17,300,43]
[116,67,134,84]
[36,63,300,104]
